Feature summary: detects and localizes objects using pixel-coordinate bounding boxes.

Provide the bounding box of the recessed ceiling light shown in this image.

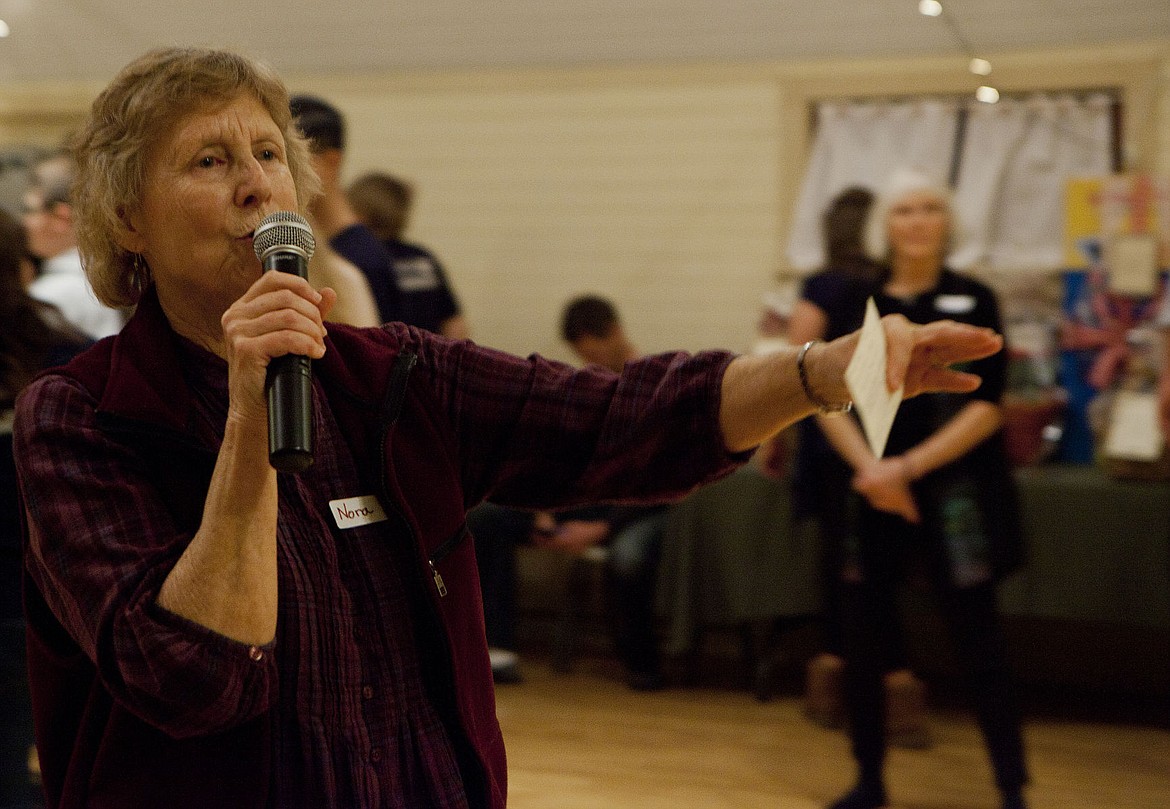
[919,0,943,17]
[969,57,992,76]
[0,19,10,38]
[976,86,1001,104]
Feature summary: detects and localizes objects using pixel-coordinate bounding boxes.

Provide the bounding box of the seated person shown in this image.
[466,502,550,684]
[541,295,668,691]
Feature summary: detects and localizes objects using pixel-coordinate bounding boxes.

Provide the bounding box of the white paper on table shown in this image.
[844,298,904,458]
[1103,390,1165,461]
[1106,233,1160,298]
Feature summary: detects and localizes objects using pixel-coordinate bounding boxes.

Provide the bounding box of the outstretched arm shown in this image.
[719,315,1002,453]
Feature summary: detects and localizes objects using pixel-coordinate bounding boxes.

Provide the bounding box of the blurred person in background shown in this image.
[817,170,1028,809]
[306,240,380,328]
[0,208,90,808]
[22,151,125,339]
[787,187,931,748]
[544,295,669,691]
[290,94,402,325]
[348,172,469,339]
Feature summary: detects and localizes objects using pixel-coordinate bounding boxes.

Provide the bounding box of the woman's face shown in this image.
[122,92,300,319]
[886,189,949,264]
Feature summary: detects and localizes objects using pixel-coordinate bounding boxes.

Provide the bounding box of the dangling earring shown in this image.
[128,252,151,298]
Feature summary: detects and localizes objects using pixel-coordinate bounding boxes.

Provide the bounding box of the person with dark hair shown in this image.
[348,171,469,339]
[471,295,652,688]
[13,46,1003,809]
[0,208,90,806]
[289,94,402,324]
[788,187,930,747]
[560,294,635,372]
[560,294,617,339]
[0,210,88,418]
[788,186,881,349]
[548,295,668,690]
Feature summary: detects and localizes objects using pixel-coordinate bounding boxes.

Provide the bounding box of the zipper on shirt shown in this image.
[428,561,448,597]
[426,521,471,598]
[375,348,458,600]
[375,349,472,598]
[374,347,489,804]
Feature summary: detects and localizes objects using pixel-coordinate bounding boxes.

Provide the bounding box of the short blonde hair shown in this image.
[863,168,960,263]
[72,47,321,307]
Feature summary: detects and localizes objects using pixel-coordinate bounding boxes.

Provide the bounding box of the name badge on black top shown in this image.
[935,294,976,314]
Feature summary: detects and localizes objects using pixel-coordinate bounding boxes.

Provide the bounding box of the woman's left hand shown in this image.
[543,520,610,555]
[852,456,920,523]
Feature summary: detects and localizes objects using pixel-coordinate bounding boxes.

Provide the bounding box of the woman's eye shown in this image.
[259,148,277,161]
[197,155,217,168]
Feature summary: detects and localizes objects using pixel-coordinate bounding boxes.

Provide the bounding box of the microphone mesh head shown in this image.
[254,211,316,262]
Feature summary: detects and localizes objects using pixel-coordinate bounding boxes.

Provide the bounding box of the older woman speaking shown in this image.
[14,48,1001,809]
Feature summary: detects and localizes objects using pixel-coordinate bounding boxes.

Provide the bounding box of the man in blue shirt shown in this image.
[290,94,402,325]
[348,172,469,339]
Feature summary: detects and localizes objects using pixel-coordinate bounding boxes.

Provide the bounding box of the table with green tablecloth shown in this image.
[997,464,1170,694]
[1001,465,1170,629]
[655,465,820,658]
[656,462,1170,694]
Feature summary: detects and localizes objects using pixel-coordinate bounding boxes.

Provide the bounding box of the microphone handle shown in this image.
[264,251,314,472]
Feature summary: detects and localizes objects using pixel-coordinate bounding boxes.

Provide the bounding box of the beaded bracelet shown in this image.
[796,340,853,414]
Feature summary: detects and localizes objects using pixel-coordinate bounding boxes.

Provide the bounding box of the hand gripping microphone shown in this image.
[253,211,317,473]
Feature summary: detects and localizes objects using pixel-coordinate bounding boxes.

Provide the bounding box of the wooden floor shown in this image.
[494,656,1170,809]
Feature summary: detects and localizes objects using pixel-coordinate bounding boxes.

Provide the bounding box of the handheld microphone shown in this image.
[253,211,317,473]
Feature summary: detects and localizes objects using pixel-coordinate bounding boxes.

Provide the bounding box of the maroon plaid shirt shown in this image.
[16,296,745,808]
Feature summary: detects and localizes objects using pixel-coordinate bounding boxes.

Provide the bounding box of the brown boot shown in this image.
[885,669,931,749]
[804,652,846,729]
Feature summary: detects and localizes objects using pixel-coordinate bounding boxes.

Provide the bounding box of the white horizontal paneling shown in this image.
[336,79,782,361]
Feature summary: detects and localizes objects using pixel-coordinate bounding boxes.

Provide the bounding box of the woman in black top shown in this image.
[821,171,1028,809]
[791,188,936,741]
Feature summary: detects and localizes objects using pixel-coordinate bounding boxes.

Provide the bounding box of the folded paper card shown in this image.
[845,297,903,458]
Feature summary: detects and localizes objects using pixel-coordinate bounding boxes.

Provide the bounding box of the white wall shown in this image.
[305,77,784,361]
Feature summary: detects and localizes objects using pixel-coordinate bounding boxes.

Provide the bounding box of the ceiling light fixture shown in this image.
[975,86,1001,104]
[917,3,999,103]
[0,19,10,38]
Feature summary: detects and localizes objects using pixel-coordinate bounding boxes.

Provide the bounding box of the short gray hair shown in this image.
[72,47,321,308]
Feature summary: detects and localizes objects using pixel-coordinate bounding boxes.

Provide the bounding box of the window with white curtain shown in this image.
[786,92,1117,274]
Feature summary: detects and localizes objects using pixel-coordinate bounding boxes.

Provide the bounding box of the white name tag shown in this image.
[935,294,976,314]
[329,495,388,529]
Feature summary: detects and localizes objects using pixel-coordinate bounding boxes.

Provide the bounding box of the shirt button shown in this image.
[362,685,374,700]
[370,747,382,763]
[248,646,264,662]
